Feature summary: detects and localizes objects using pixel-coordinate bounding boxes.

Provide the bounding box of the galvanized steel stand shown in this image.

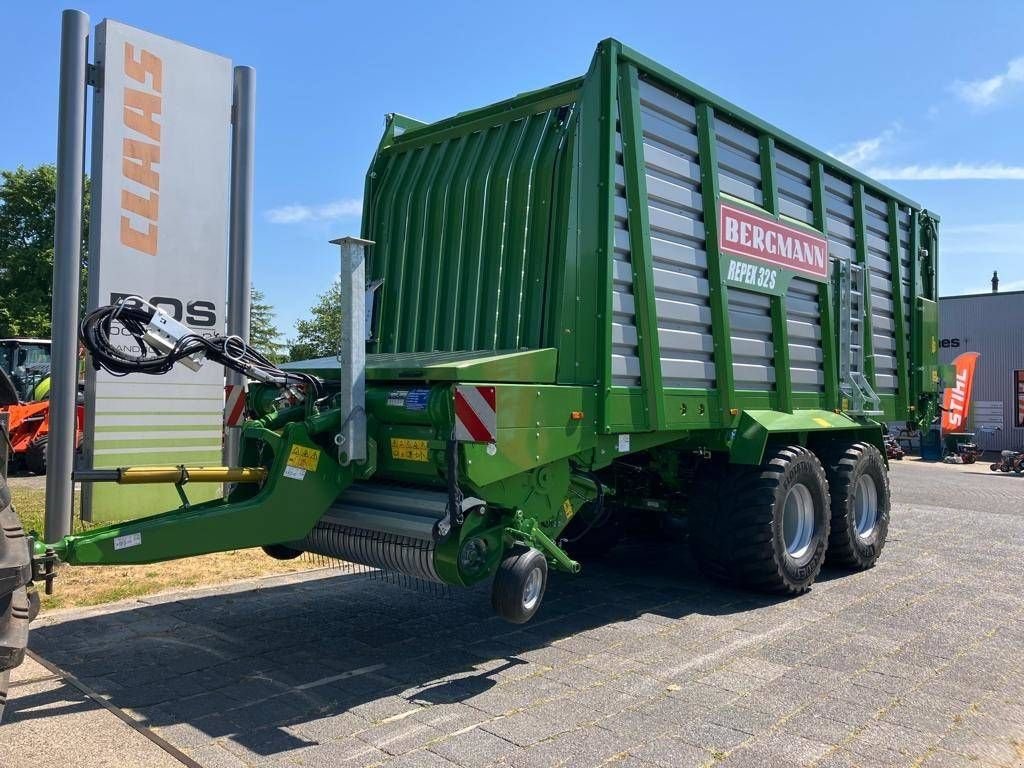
[46,9,89,541]
[224,66,256,466]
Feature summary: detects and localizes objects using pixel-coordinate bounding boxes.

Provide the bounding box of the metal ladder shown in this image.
[836,259,882,416]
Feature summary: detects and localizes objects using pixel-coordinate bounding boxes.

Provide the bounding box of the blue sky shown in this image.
[4,1,1024,337]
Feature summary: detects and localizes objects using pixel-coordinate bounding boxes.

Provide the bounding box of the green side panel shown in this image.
[915,298,939,394]
[355,37,938,435]
[285,348,558,384]
[364,80,580,367]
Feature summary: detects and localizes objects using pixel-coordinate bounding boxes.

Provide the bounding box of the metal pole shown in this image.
[224,66,256,465]
[46,9,89,541]
[331,236,372,465]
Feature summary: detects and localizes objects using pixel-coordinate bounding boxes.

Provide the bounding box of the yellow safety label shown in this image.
[812,417,831,427]
[391,438,429,462]
[562,499,575,520]
[287,444,321,471]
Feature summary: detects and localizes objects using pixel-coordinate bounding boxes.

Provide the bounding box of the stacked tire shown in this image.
[689,441,889,594]
[0,470,34,722]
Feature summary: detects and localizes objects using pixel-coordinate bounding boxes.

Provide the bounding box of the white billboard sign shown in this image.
[84,20,232,521]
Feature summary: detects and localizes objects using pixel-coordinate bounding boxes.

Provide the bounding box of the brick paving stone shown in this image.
[428,727,517,767]
[627,735,713,767]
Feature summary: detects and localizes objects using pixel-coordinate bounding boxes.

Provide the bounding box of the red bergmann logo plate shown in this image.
[718,201,828,281]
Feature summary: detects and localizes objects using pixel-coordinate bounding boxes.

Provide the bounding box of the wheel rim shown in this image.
[522,567,543,612]
[782,483,815,562]
[853,474,878,540]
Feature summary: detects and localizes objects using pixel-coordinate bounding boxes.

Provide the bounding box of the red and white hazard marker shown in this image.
[224,384,247,427]
[454,385,496,443]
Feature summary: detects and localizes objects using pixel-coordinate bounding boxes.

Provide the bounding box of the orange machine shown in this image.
[0,339,83,474]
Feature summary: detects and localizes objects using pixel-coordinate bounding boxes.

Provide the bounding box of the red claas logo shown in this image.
[120,42,163,256]
[941,352,980,433]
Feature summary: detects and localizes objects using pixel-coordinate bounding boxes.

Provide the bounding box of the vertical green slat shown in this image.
[403,141,449,349]
[480,118,533,348]
[811,161,839,408]
[520,112,561,349]
[695,102,735,418]
[908,209,922,398]
[597,42,619,430]
[618,65,664,430]
[420,134,468,351]
[379,151,416,352]
[457,123,508,348]
[887,200,910,415]
[759,136,792,413]
[853,182,876,387]
[551,111,580,383]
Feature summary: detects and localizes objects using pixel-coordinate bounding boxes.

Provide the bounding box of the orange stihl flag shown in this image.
[941,351,980,434]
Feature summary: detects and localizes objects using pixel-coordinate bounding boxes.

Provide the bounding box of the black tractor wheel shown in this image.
[24,436,47,476]
[262,543,302,560]
[689,446,830,594]
[491,545,548,624]
[821,442,890,570]
[0,470,34,722]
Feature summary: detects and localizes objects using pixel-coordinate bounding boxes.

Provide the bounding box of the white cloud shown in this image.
[952,56,1024,107]
[943,221,1024,255]
[266,198,363,224]
[861,163,1024,180]
[831,125,900,167]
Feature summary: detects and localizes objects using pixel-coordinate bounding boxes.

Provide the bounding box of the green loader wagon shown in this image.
[13,40,940,643]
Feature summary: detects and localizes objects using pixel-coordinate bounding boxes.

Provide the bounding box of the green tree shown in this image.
[289,280,341,361]
[0,164,90,337]
[249,286,285,363]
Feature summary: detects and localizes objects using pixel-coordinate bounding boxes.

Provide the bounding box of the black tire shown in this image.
[689,446,830,594]
[990,463,1000,472]
[491,545,548,624]
[821,442,890,570]
[262,543,302,560]
[0,470,33,723]
[24,436,46,476]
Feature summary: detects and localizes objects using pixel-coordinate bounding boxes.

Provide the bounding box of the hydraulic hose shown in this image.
[80,301,324,398]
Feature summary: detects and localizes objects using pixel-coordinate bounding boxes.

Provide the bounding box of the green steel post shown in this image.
[852,182,876,387]
[597,40,619,432]
[909,209,922,399]
[888,200,910,414]
[810,161,839,409]
[695,102,735,419]
[759,135,793,413]
[617,64,665,430]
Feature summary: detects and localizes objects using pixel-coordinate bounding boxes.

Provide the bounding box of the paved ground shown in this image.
[5,460,1024,768]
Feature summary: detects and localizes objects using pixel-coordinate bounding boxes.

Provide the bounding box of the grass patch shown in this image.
[7,477,315,611]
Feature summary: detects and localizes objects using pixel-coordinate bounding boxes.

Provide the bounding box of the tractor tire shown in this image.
[821,442,890,570]
[491,545,548,624]
[262,543,302,560]
[25,436,47,476]
[0,471,34,723]
[689,446,830,594]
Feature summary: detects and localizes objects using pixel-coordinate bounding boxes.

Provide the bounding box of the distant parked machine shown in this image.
[0,339,83,474]
[990,450,1024,474]
[883,433,904,461]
